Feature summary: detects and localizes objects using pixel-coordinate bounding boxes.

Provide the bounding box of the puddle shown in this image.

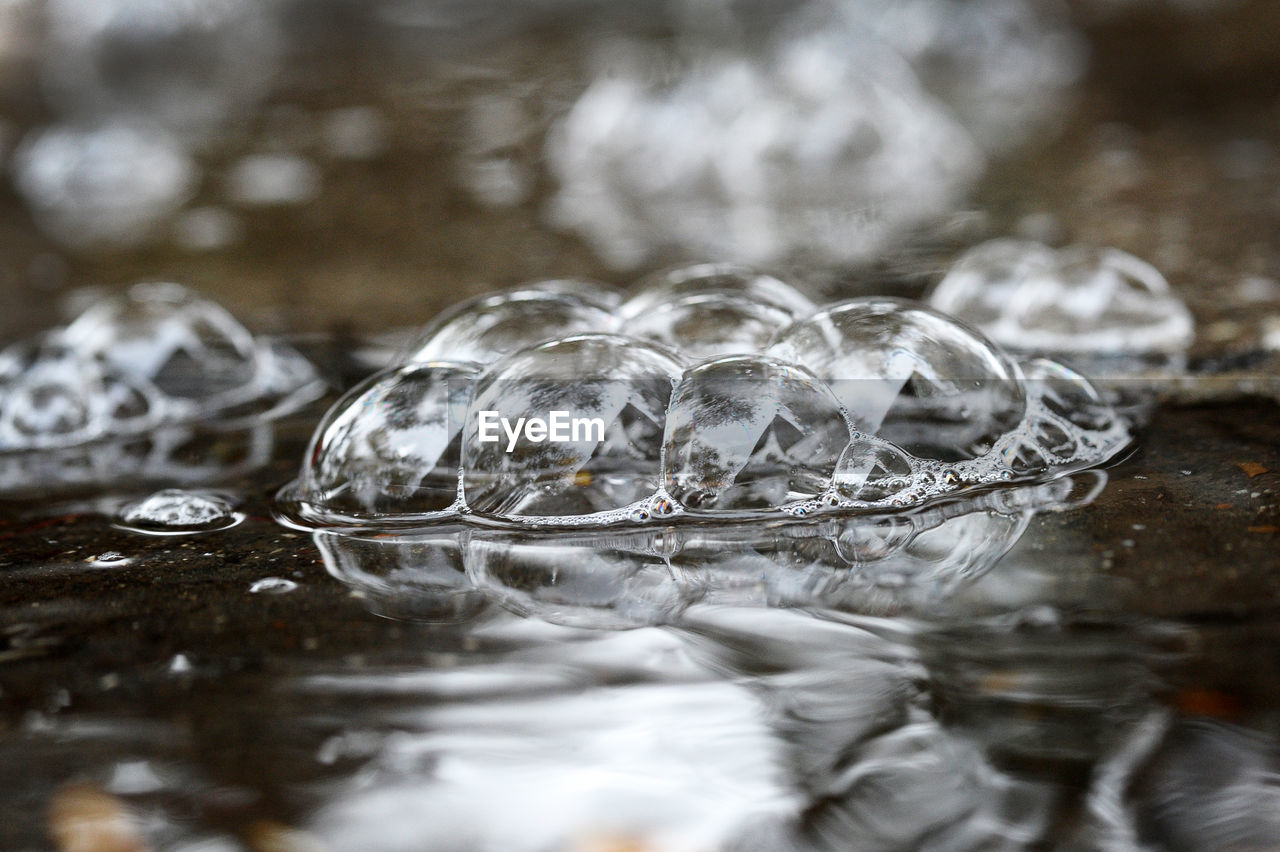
[2,1,1280,849]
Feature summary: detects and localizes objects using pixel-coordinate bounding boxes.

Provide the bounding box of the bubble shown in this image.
[66,282,258,401]
[289,362,479,521]
[929,239,1195,357]
[526,278,623,311]
[248,577,298,595]
[12,122,198,250]
[627,293,795,361]
[618,264,816,321]
[0,338,132,448]
[225,153,322,207]
[462,334,682,520]
[117,488,239,533]
[546,30,981,269]
[401,287,619,366]
[663,355,851,510]
[769,297,1025,460]
[832,435,915,503]
[0,283,321,455]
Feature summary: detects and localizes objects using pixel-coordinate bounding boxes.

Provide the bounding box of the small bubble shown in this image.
[650,496,674,516]
[225,153,321,207]
[249,577,297,595]
[117,489,239,535]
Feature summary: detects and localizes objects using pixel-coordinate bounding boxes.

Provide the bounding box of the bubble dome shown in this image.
[927,239,1195,357]
[279,264,1130,528]
[0,282,322,454]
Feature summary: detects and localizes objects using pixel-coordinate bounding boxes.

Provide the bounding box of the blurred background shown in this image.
[0,0,1277,355]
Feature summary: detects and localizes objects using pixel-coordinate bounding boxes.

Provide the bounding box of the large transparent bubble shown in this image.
[618,264,817,322]
[768,298,1025,459]
[461,334,684,521]
[0,283,320,456]
[285,362,479,522]
[663,356,851,511]
[65,282,259,402]
[278,263,1130,530]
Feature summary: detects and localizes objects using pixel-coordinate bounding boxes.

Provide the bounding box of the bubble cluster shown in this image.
[0,283,321,454]
[280,264,1128,529]
[928,239,1195,357]
[543,0,1084,269]
[547,34,981,269]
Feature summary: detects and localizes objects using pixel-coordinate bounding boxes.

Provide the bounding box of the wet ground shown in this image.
[3,1,1280,849]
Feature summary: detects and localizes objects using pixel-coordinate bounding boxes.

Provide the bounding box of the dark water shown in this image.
[2,1,1280,849]
[1,392,1277,849]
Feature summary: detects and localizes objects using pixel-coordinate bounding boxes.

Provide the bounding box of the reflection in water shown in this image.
[676,607,1062,850]
[315,525,490,622]
[1085,713,1280,850]
[317,472,1103,627]
[2,591,1222,849]
[0,417,276,498]
[304,663,795,850]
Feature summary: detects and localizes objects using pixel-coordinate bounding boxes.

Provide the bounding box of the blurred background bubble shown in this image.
[0,0,1272,355]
